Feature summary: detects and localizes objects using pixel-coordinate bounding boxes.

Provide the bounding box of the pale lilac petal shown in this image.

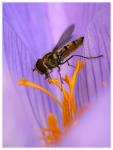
[3,3,110,147]
[58,88,110,147]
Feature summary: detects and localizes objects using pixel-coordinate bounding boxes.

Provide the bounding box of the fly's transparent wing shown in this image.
[52,24,75,51]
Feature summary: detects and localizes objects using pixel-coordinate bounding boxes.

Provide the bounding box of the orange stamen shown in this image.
[18,61,90,146]
[18,78,62,108]
[62,74,71,90]
[48,78,62,90]
[39,114,62,144]
[69,61,85,114]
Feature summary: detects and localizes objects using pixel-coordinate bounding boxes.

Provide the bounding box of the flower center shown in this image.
[18,61,90,146]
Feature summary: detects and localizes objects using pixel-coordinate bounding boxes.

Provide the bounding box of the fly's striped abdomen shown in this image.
[59,36,84,61]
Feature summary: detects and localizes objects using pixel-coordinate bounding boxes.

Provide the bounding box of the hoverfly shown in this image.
[33,24,103,81]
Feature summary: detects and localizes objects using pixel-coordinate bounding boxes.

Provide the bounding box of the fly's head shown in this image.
[33,59,50,79]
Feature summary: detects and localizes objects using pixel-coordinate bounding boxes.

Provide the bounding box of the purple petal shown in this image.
[58,88,110,147]
[3,3,110,147]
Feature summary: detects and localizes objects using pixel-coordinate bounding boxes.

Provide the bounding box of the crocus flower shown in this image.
[3,2,110,147]
[18,61,90,146]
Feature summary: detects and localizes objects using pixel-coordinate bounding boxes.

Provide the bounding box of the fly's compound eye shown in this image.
[35,59,47,74]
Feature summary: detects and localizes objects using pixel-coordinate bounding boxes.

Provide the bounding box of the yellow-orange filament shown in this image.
[62,74,71,90]
[48,78,62,90]
[19,78,62,108]
[18,61,89,146]
[69,61,84,114]
[39,114,62,145]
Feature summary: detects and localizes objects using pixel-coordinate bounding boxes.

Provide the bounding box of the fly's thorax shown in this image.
[43,52,61,69]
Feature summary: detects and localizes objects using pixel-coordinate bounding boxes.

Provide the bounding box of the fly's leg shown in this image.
[58,66,63,83]
[45,72,51,80]
[57,66,63,90]
[60,54,103,66]
[60,58,75,68]
[49,69,53,74]
[67,61,75,68]
[46,70,54,83]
